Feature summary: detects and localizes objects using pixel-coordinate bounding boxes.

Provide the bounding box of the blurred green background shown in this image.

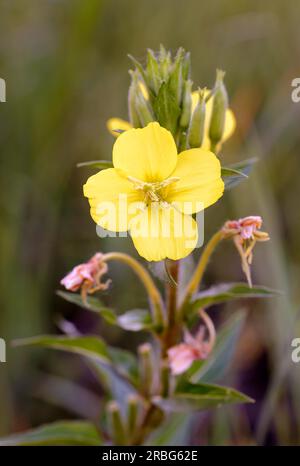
[1,0,300,445]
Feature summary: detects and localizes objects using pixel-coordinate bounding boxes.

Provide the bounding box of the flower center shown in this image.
[127,176,179,204]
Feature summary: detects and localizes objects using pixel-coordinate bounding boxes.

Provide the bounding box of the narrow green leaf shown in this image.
[153,381,253,412]
[190,282,280,311]
[76,160,113,170]
[128,54,148,84]
[13,335,110,364]
[222,157,257,190]
[146,414,191,446]
[56,291,116,324]
[222,166,248,178]
[109,347,139,384]
[0,421,102,446]
[230,157,258,174]
[117,309,153,331]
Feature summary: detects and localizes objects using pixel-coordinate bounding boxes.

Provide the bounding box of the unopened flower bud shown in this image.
[209,69,228,150]
[106,400,126,445]
[188,88,206,148]
[132,72,155,126]
[127,394,140,437]
[182,51,191,81]
[146,49,161,94]
[158,44,171,81]
[138,343,154,397]
[180,79,192,129]
[128,72,142,128]
[168,47,185,107]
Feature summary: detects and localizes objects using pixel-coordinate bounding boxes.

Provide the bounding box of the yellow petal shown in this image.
[164,148,224,214]
[139,81,149,100]
[130,203,198,261]
[106,118,132,137]
[112,122,178,183]
[191,90,236,149]
[223,108,236,142]
[83,168,143,232]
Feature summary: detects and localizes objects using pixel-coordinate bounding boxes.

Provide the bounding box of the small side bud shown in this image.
[209,69,228,151]
[188,88,206,148]
[180,79,192,129]
[128,71,142,128]
[106,400,127,446]
[159,45,171,81]
[182,51,191,81]
[130,70,154,126]
[127,394,140,438]
[168,47,185,107]
[146,49,161,94]
[138,343,154,398]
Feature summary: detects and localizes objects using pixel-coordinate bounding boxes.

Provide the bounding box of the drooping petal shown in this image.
[83,168,144,232]
[106,118,132,137]
[112,122,178,183]
[191,90,236,149]
[129,202,198,261]
[168,344,197,375]
[164,148,224,214]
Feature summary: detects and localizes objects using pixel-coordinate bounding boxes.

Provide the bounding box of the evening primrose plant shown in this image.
[1,47,278,446]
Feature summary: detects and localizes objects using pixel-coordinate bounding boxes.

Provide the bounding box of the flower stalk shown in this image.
[102,252,166,329]
[180,230,224,317]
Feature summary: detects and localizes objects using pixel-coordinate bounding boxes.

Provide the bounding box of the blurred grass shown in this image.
[1,0,300,444]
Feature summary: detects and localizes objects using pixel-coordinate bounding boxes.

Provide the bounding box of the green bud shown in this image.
[209,69,228,149]
[182,51,191,81]
[128,71,142,128]
[188,88,206,148]
[127,394,139,438]
[168,47,185,107]
[129,70,154,126]
[180,79,192,129]
[159,45,171,81]
[138,342,154,397]
[135,92,155,126]
[146,49,161,94]
[106,400,127,446]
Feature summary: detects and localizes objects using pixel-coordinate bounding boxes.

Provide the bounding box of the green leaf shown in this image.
[222,166,248,178]
[13,335,110,364]
[188,311,246,383]
[0,421,102,446]
[153,381,253,412]
[146,414,191,446]
[76,160,113,170]
[230,157,258,175]
[13,334,138,404]
[222,157,257,190]
[109,347,139,384]
[117,309,153,331]
[190,282,280,312]
[128,54,148,85]
[56,291,116,324]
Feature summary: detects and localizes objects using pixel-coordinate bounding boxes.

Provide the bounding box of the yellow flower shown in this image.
[84,122,224,261]
[106,88,236,151]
